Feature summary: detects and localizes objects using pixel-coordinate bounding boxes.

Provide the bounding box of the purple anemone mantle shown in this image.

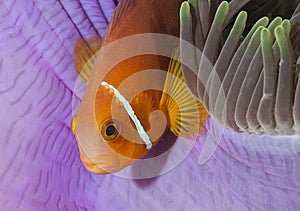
[0,0,300,210]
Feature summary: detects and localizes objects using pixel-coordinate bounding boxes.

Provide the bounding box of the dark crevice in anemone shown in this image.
[3,103,33,146]
[224,0,300,39]
[98,0,119,25]
[38,82,70,122]
[224,0,250,28]
[56,0,87,40]
[198,0,210,39]
[0,70,25,95]
[208,0,221,19]
[188,0,204,52]
[10,68,42,106]
[31,1,73,57]
[10,1,84,99]
[76,1,101,37]
[0,1,15,21]
[112,0,119,6]
[96,1,109,25]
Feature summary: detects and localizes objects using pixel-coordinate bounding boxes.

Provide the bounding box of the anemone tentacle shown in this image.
[180,0,300,135]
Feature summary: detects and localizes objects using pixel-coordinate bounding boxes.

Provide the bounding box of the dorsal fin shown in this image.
[73,35,102,83]
[160,48,209,137]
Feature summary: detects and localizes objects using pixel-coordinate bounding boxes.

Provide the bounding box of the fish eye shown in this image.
[101,120,119,141]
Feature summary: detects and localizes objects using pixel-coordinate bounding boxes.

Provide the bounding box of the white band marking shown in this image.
[100,81,152,150]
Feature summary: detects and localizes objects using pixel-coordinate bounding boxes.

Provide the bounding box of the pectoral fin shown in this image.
[160,48,209,137]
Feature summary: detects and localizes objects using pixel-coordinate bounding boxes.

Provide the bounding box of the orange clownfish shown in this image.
[71,0,208,174]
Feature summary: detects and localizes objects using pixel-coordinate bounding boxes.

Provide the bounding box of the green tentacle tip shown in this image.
[248,16,269,36]
[261,28,272,49]
[267,17,282,40]
[256,16,270,27]
[270,17,282,25]
[235,11,248,27]
[238,11,248,20]
[246,26,264,49]
[268,17,282,30]
[275,26,286,40]
[281,19,291,36]
[212,1,229,28]
[180,2,191,20]
[261,28,271,41]
[261,28,273,61]
[226,11,247,41]
[252,26,264,39]
[217,1,229,15]
[187,0,199,20]
[275,26,289,51]
[236,10,247,23]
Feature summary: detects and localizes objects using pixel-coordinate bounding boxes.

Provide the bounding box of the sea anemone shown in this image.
[0,0,300,210]
[180,0,300,134]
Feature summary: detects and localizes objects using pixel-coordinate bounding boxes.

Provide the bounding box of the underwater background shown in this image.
[0,0,300,210]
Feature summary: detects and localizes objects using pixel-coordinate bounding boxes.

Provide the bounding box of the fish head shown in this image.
[72,81,167,174]
[72,36,169,174]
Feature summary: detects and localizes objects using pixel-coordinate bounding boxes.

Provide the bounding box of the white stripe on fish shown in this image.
[100,81,153,150]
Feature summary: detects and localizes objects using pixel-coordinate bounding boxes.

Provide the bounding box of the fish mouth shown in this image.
[78,145,121,174]
[82,160,125,174]
[82,161,109,174]
[80,152,113,174]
